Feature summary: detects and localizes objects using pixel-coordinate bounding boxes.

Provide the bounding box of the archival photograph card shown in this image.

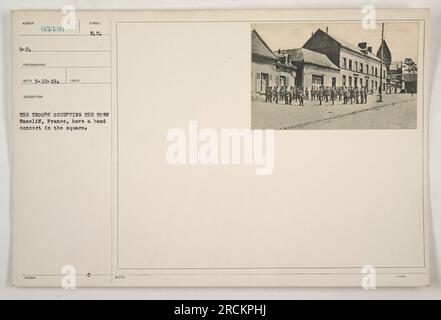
[251,21,419,129]
[11,9,430,287]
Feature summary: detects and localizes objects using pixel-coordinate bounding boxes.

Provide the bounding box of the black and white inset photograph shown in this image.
[251,22,419,129]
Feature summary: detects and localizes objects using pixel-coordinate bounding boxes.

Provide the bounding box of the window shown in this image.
[259,73,269,92]
[349,59,352,70]
[349,76,352,86]
[342,57,347,68]
[312,75,324,85]
[375,67,378,77]
[354,77,358,88]
[366,64,369,74]
[383,70,386,78]
[332,77,336,87]
[355,61,358,72]
[279,75,287,87]
[372,66,374,75]
[360,63,363,73]
[342,75,346,86]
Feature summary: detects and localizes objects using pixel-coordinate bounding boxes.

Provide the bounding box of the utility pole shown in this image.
[379,22,384,102]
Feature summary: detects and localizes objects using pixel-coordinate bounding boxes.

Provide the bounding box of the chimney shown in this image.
[367,46,372,53]
[358,42,367,50]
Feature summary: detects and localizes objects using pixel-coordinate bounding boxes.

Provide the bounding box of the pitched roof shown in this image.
[376,40,391,59]
[282,48,339,70]
[251,29,277,61]
[315,28,382,62]
[272,50,296,66]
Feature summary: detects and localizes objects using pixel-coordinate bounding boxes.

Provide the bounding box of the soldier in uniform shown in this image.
[318,86,323,106]
[348,86,352,105]
[280,86,284,104]
[298,86,304,106]
[343,86,348,104]
[363,87,368,104]
[360,87,364,104]
[354,87,358,104]
[265,85,272,103]
[272,86,279,104]
[279,86,284,104]
[283,86,288,105]
[330,87,336,105]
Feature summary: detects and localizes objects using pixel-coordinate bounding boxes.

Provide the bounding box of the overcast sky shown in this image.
[253,21,419,63]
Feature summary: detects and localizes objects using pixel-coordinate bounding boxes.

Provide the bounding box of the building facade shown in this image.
[401,58,418,93]
[251,30,296,99]
[387,60,403,94]
[281,48,340,88]
[388,59,418,93]
[303,28,388,93]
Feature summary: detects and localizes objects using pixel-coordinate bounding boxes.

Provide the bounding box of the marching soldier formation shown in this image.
[264,85,369,107]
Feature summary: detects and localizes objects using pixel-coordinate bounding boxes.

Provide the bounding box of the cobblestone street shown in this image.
[252,93,417,129]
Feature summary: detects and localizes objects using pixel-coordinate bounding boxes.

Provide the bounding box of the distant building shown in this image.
[402,73,417,93]
[388,61,403,94]
[377,40,405,94]
[303,28,387,93]
[401,58,418,93]
[251,29,297,99]
[279,48,339,87]
[388,59,418,93]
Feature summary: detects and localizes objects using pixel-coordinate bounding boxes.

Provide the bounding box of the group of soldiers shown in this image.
[264,85,306,106]
[264,85,370,106]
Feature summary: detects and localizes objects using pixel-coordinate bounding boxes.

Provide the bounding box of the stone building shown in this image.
[303,28,388,93]
[279,48,339,88]
[251,29,297,99]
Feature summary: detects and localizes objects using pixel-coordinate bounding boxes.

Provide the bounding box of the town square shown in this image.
[251,22,419,129]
